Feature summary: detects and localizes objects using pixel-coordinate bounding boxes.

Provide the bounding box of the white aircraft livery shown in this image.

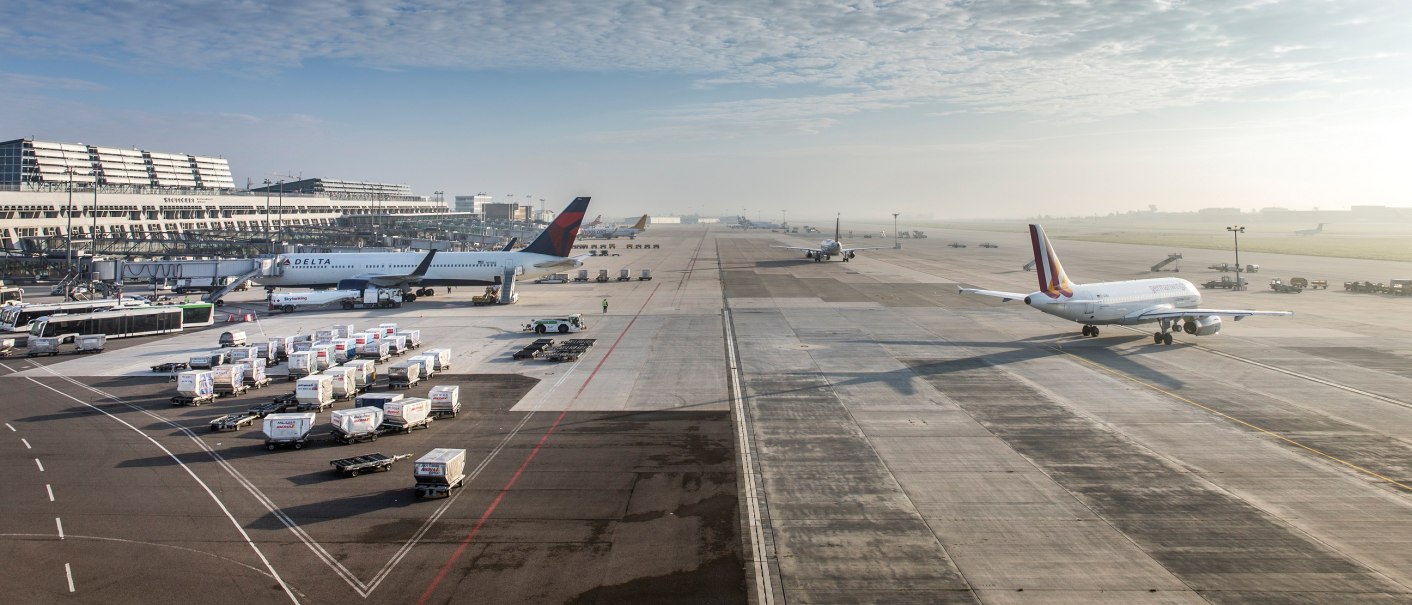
[960,224,1292,344]
[261,196,591,296]
[772,216,887,262]
[581,214,648,239]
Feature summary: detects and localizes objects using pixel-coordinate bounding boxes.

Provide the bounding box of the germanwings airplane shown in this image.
[773,217,886,262]
[581,214,648,239]
[960,224,1292,344]
[261,196,591,299]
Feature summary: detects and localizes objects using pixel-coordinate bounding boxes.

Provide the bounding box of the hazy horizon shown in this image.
[3,1,1409,220]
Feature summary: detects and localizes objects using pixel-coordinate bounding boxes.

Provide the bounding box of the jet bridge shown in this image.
[91,257,279,303]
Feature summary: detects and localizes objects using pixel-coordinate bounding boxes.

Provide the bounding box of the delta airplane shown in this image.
[261,196,591,299]
[960,224,1291,345]
[772,217,886,262]
[581,214,648,239]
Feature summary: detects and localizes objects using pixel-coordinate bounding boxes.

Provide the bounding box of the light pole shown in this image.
[263,179,272,254]
[64,167,76,276]
[89,170,98,291]
[893,213,900,249]
[1227,226,1245,290]
[277,180,285,249]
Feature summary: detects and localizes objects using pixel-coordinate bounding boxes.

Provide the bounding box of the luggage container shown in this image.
[396,329,422,349]
[428,385,461,418]
[253,341,277,365]
[311,344,334,371]
[75,334,106,354]
[330,324,354,339]
[271,336,294,362]
[321,366,356,400]
[388,335,409,356]
[27,336,63,357]
[387,360,422,389]
[287,351,317,380]
[211,364,249,396]
[292,340,313,353]
[295,375,335,410]
[618,268,631,281]
[639,268,653,281]
[422,348,452,372]
[330,407,385,444]
[314,328,336,344]
[189,350,228,369]
[239,357,272,388]
[263,412,317,450]
[328,338,353,364]
[574,269,590,282]
[356,392,403,409]
[413,448,466,498]
[352,332,374,346]
[407,354,436,378]
[359,341,391,362]
[172,370,216,406]
[219,330,248,347]
[383,397,432,431]
[378,323,398,339]
[226,346,256,363]
[339,359,376,393]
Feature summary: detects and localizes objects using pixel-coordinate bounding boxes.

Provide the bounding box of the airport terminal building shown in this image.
[0,137,448,250]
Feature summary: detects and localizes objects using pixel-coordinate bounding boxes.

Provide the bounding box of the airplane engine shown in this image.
[1183,316,1221,336]
[846,251,856,259]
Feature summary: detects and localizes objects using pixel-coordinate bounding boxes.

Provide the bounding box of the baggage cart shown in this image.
[356,392,403,409]
[239,358,272,388]
[339,359,376,393]
[75,334,106,354]
[219,330,248,347]
[321,366,357,400]
[210,413,258,432]
[331,407,385,444]
[422,348,452,372]
[331,452,408,477]
[387,360,422,389]
[383,397,433,432]
[428,385,461,418]
[150,361,189,373]
[211,364,249,397]
[413,448,466,498]
[171,370,217,406]
[28,336,64,357]
[396,330,422,349]
[295,375,335,411]
[263,412,317,450]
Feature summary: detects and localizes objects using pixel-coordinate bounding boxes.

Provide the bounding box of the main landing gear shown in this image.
[1152,331,1174,345]
[1081,325,1100,337]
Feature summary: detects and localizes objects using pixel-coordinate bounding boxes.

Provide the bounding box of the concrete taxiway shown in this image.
[3,223,1412,604]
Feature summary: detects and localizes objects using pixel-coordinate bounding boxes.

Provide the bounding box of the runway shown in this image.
[3,223,1412,603]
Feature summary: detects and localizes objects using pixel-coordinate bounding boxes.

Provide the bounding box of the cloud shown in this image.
[5,1,1409,131]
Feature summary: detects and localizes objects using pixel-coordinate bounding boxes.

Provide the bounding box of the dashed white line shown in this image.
[22,438,31,449]
[46,484,54,502]
[4,422,14,431]
[34,458,44,472]
[64,563,74,592]
[56,517,64,540]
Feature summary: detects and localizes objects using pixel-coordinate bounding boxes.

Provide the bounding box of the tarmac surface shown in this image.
[4,223,1412,603]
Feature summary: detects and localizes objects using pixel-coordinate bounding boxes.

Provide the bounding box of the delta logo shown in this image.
[283,258,331,266]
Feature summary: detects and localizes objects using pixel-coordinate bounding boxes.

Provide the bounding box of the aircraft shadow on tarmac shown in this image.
[247,489,419,531]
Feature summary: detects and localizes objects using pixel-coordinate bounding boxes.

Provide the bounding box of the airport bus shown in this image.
[178,301,216,327]
[28,306,185,340]
[0,299,132,333]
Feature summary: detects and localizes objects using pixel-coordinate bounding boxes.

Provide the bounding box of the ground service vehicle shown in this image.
[263,413,316,450]
[270,285,403,313]
[535,273,569,284]
[527,314,586,334]
[1,299,130,333]
[28,306,184,340]
[1202,276,1246,289]
[413,448,466,498]
[1269,279,1303,293]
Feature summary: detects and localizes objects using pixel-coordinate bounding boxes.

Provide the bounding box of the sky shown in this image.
[2,0,1410,221]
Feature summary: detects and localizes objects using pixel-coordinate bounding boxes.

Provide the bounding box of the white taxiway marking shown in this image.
[5,422,14,431]
[47,484,54,502]
[22,438,31,449]
[56,517,64,540]
[65,563,74,592]
[34,458,44,472]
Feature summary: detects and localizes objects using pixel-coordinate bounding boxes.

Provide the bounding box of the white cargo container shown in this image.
[407,354,435,378]
[314,328,335,344]
[292,340,313,353]
[356,392,403,409]
[271,336,295,361]
[263,412,316,450]
[383,397,432,431]
[219,330,247,347]
[211,364,249,396]
[387,360,422,389]
[172,370,216,405]
[28,336,62,356]
[321,366,356,400]
[239,357,271,387]
[295,375,334,410]
[75,333,106,353]
[189,350,227,369]
[378,323,398,339]
[330,324,354,339]
[226,346,256,363]
[253,341,276,365]
[330,407,384,443]
[413,448,467,498]
[388,335,409,356]
[287,351,317,380]
[396,329,422,349]
[352,332,373,346]
[311,344,334,371]
[326,338,350,363]
[422,348,452,372]
[359,340,391,362]
[428,385,461,418]
[339,359,376,392]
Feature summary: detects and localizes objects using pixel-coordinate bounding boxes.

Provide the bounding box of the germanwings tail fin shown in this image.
[1029,224,1074,298]
[523,197,591,257]
[631,214,649,230]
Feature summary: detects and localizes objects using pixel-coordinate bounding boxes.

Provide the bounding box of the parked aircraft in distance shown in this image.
[581,214,648,239]
[1295,223,1325,236]
[261,197,591,298]
[960,224,1292,344]
[772,217,886,262]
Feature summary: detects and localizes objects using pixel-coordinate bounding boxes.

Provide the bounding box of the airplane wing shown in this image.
[534,254,589,269]
[771,245,823,253]
[1136,307,1293,321]
[840,246,889,254]
[354,250,437,288]
[958,287,1029,302]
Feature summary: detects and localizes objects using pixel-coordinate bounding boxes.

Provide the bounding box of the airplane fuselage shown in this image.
[819,239,842,257]
[261,251,574,289]
[1024,277,1201,325]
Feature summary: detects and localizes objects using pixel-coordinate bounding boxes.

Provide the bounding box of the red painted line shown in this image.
[416,282,663,604]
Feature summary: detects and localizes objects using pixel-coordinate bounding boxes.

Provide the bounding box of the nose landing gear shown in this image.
[1081,325,1099,337]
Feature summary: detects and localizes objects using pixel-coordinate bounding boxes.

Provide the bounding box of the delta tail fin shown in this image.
[1029,224,1073,298]
[523,197,591,257]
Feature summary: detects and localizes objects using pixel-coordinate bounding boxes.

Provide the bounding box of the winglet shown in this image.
[632,214,649,230]
[411,249,437,276]
[1029,224,1073,298]
[523,196,591,257]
